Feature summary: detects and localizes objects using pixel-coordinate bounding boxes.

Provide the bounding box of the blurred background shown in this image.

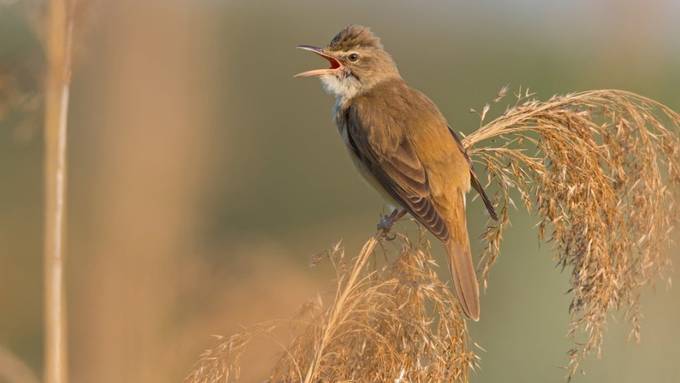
[1,0,679,382]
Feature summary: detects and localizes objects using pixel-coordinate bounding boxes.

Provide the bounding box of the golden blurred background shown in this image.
[1,1,679,382]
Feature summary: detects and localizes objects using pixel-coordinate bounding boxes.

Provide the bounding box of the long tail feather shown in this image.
[447,241,480,321]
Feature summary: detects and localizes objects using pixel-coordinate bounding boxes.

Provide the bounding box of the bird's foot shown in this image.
[377,208,406,240]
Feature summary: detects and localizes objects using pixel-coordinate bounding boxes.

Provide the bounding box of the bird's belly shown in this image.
[340,127,401,209]
[351,151,399,205]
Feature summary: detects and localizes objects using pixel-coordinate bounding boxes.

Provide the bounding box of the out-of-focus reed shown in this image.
[43,0,77,382]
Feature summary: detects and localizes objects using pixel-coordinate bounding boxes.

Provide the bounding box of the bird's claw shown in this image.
[378,222,397,240]
[377,209,404,240]
[377,216,393,232]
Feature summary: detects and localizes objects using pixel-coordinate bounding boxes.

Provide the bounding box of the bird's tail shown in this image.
[445,192,480,321]
[447,240,480,321]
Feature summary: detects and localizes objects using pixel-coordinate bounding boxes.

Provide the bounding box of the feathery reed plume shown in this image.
[187,88,679,382]
[44,0,78,382]
[186,230,476,383]
[463,88,680,378]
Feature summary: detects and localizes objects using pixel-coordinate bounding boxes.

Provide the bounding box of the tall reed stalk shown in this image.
[44,0,75,382]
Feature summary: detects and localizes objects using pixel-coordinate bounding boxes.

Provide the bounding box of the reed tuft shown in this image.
[187,88,679,382]
[186,231,476,383]
[464,88,680,378]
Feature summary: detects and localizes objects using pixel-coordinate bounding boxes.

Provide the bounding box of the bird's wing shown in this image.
[345,102,449,241]
[346,94,481,319]
[448,128,498,221]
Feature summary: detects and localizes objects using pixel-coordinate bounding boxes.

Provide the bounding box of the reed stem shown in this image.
[302,235,379,383]
[44,0,74,382]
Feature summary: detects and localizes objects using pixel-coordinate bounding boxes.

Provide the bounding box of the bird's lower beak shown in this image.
[294,45,342,78]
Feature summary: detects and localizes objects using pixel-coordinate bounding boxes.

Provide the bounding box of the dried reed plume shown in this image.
[186,231,476,383]
[187,88,679,382]
[464,88,680,378]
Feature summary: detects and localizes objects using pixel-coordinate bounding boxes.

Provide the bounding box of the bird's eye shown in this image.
[348,53,359,62]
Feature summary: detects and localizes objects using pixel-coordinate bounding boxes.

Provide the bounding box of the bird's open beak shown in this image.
[294,45,342,78]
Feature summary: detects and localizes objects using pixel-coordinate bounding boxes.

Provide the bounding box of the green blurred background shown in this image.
[1,0,679,382]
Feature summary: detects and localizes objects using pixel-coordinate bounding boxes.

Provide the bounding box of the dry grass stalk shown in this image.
[186,231,476,383]
[187,88,679,382]
[463,88,680,378]
[44,0,77,382]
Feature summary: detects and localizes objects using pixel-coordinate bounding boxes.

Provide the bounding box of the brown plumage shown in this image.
[295,25,497,320]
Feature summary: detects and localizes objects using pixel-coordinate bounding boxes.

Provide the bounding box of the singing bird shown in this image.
[295,25,497,321]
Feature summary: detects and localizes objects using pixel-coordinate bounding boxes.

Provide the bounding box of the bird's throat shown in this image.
[320,74,361,101]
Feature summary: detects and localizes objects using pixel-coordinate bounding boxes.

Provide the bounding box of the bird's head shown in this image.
[295,25,400,100]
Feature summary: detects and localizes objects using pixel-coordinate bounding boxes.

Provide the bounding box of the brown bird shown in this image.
[295,25,497,321]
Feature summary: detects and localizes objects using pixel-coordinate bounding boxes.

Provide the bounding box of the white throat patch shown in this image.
[320,74,361,101]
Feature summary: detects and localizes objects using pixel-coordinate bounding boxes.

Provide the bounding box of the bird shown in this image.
[294,25,497,321]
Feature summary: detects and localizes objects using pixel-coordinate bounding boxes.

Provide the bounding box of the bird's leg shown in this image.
[377,208,407,239]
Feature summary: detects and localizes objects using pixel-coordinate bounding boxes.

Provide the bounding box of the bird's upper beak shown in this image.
[294,45,342,78]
